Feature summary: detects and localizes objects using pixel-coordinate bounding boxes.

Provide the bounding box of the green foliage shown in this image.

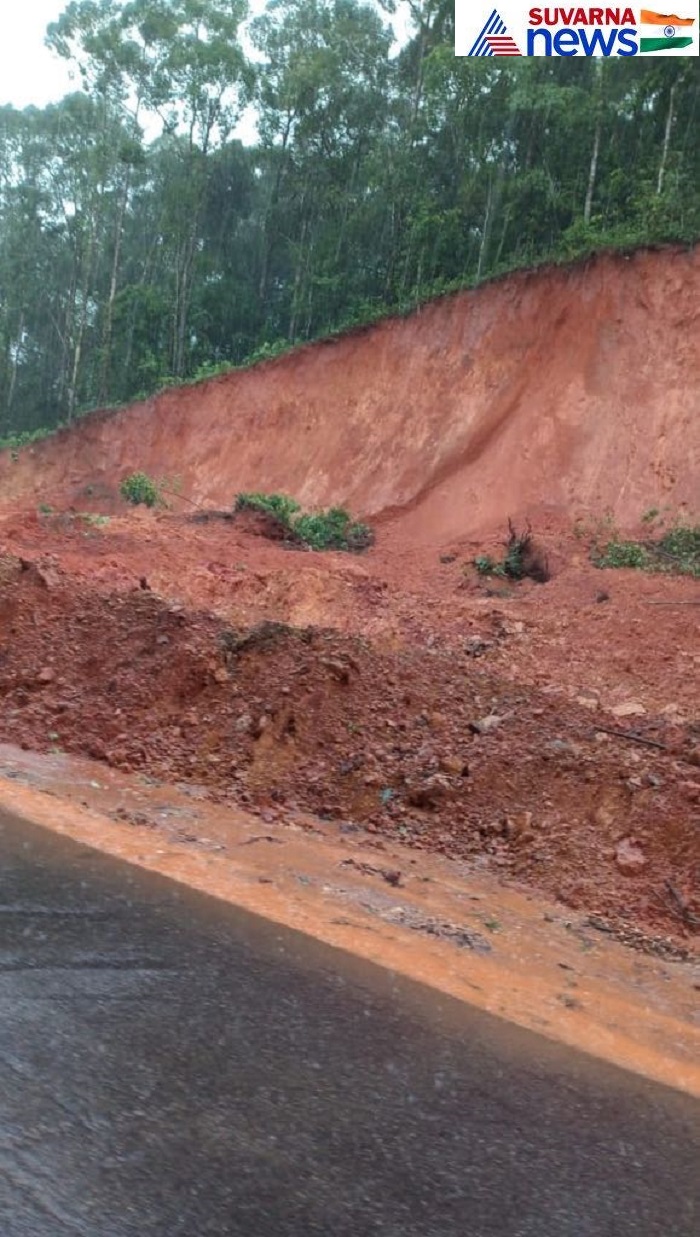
[233,492,373,552]
[0,427,60,456]
[593,540,651,570]
[503,525,531,582]
[0,28,698,439]
[294,508,373,552]
[658,524,700,575]
[473,522,549,584]
[592,519,700,577]
[234,492,301,523]
[473,555,506,578]
[120,472,165,509]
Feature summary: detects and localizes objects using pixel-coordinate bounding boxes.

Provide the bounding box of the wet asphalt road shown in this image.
[0,810,698,1237]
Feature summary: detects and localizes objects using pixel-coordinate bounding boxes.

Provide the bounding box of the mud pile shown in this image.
[1,555,697,942]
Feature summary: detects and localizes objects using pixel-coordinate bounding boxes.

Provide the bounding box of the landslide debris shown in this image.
[0,554,697,945]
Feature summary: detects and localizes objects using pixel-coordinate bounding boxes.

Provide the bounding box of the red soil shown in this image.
[0,247,698,947]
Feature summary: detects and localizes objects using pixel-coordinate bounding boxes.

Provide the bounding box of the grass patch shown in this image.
[234,492,373,552]
[591,516,700,577]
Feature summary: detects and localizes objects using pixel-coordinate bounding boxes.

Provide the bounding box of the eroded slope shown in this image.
[1,247,698,539]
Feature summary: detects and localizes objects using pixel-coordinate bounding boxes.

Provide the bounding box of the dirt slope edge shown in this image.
[1,246,698,541]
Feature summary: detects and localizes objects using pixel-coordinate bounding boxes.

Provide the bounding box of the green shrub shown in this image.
[592,520,700,577]
[294,507,373,551]
[473,521,549,584]
[594,540,650,569]
[234,492,301,524]
[233,492,373,552]
[659,524,700,570]
[473,555,505,577]
[120,472,165,508]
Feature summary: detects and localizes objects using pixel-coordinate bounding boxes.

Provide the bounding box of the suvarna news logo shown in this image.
[455,5,699,55]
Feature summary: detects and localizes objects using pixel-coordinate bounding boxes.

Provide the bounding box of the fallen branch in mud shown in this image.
[592,725,668,751]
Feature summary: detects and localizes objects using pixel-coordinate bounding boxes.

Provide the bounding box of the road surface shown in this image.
[0,809,697,1236]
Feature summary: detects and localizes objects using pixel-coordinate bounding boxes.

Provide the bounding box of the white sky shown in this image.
[0,0,412,130]
[0,1,76,109]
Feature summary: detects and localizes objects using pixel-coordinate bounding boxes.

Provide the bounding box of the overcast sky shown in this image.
[0,1,76,108]
[1,0,410,116]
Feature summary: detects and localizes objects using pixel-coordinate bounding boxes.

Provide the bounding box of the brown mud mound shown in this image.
[1,247,698,539]
[0,556,697,946]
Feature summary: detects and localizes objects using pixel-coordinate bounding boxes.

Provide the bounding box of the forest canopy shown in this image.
[0,0,697,439]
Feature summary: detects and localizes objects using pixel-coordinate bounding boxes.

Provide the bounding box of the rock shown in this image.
[469,714,502,735]
[503,816,522,841]
[591,805,615,829]
[35,567,61,589]
[36,668,55,685]
[213,667,230,684]
[235,713,253,733]
[615,838,648,874]
[464,637,492,658]
[610,701,646,718]
[680,781,700,804]
[439,754,468,777]
[546,739,572,756]
[504,810,533,842]
[596,590,610,603]
[321,658,350,684]
[428,711,448,730]
[382,869,402,887]
[576,696,599,712]
[480,819,505,837]
[409,775,451,809]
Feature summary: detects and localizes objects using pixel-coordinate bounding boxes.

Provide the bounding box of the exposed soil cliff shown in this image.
[1,247,697,542]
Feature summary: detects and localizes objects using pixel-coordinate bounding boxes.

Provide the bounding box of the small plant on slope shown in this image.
[120,472,166,508]
[234,492,301,524]
[233,492,373,552]
[472,520,549,583]
[591,515,700,578]
[293,507,373,551]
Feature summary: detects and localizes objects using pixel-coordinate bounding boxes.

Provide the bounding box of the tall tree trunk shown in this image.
[657,82,676,196]
[6,311,24,418]
[258,114,294,307]
[584,118,601,224]
[98,166,131,403]
[476,180,493,281]
[584,63,604,225]
[288,205,308,341]
[67,218,98,423]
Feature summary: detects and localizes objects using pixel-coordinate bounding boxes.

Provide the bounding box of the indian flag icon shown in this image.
[639,8,697,51]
